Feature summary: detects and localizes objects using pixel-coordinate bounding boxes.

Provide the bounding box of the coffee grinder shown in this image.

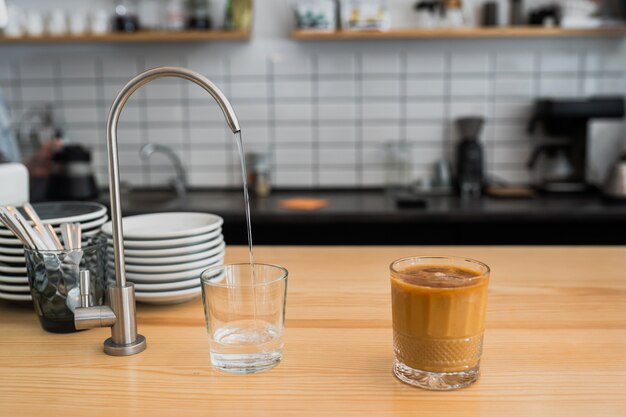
[527,97,624,193]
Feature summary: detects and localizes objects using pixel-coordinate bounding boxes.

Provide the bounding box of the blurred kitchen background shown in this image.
[1,0,626,244]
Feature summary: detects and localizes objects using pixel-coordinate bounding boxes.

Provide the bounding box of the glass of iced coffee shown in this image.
[390,256,490,390]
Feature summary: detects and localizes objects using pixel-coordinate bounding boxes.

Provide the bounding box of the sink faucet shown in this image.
[140,143,188,197]
[75,67,240,356]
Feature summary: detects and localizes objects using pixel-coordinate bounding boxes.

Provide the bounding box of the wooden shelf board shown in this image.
[292,26,626,40]
[0,30,250,44]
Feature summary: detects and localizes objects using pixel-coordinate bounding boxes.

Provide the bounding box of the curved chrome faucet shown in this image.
[140,143,188,197]
[75,67,240,356]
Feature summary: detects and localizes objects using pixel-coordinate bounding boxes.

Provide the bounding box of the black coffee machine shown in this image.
[527,97,625,193]
[455,117,484,199]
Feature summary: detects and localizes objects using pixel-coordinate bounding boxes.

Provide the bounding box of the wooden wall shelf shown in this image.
[0,30,250,44]
[292,26,626,40]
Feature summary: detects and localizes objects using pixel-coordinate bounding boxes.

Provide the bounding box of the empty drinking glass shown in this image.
[201,263,288,374]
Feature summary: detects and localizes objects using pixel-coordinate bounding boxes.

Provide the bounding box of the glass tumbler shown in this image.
[24,235,107,333]
[390,256,490,390]
[201,263,288,374]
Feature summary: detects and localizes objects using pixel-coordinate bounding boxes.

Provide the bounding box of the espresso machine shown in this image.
[527,97,625,193]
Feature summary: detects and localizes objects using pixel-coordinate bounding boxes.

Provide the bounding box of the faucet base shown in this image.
[104,334,147,356]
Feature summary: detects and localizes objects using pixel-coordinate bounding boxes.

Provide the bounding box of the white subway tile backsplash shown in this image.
[274,170,314,187]
[272,54,311,76]
[451,53,490,74]
[362,102,400,120]
[190,126,227,144]
[493,101,532,121]
[361,168,386,186]
[406,78,445,97]
[540,52,581,73]
[539,77,579,97]
[449,101,488,119]
[406,124,446,143]
[318,147,357,165]
[188,170,229,187]
[19,60,56,80]
[318,125,356,143]
[61,83,98,102]
[494,78,534,97]
[275,147,313,165]
[275,126,312,143]
[450,78,490,97]
[406,53,446,74]
[275,103,311,121]
[406,100,445,120]
[59,58,97,80]
[274,80,312,99]
[362,53,400,75]
[318,169,358,186]
[232,103,270,122]
[318,79,356,98]
[189,148,228,167]
[584,76,626,96]
[317,54,356,75]
[146,128,185,147]
[584,52,626,73]
[146,105,184,123]
[362,124,401,143]
[318,101,356,121]
[362,79,400,98]
[4,39,617,189]
[495,53,536,73]
[230,81,267,99]
[21,84,55,103]
[63,106,100,124]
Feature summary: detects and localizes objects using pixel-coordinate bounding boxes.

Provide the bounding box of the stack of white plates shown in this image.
[0,202,108,302]
[102,212,225,305]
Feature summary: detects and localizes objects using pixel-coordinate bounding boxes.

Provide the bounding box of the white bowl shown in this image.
[107,252,223,274]
[0,292,31,301]
[135,286,201,305]
[106,228,222,249]
[111,236,224,258]
[101,212,223,240]
[109,241,225,266]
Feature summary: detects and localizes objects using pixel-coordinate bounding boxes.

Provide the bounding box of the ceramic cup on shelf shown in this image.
[47,9,68,35]
[69,11,88,35]
[25,10,44,37]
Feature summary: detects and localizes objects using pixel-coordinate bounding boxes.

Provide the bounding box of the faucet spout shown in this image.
[140,143,188,197]
[101,66,239,356]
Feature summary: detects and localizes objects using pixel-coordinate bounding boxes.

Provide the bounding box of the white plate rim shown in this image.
[0,254,25,264]
[0,275,28,284]
[133,278,200,292]
[0,283,30,293]
[111,235,224,257]
[0,215,108,237]
[106,228,222,249]
[36,202,107,224]
[0,264,26,274]
[0,246,24,255]
[101,213,224,240]
[107,252,223,274]
[121,257,224,282]
[0,292,31,301]
[135,285,201,298]
[110,242,226,266]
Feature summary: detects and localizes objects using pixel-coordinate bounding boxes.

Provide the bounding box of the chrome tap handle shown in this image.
[79,270,91,308]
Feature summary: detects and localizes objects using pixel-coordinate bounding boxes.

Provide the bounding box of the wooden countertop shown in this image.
[1,246,625,416]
